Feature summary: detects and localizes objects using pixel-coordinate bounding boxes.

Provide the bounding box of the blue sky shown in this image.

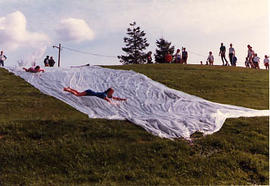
[0,0,269,67]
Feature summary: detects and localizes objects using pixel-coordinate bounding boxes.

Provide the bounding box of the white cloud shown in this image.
[0,11,50,50]
[56,18,95,42]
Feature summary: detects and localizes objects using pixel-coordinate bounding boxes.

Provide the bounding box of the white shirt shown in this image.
[264,58,269,64]
[175,52,181,59]
[0,54,7,61]
[253,56,260,63]
[248,49,253,57]
[207,54,214,62]
[229,47,235,54]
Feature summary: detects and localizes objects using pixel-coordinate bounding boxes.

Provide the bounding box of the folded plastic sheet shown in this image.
[6,66,269,139]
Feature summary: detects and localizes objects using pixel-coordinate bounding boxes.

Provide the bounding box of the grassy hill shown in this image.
[0,64,268,185]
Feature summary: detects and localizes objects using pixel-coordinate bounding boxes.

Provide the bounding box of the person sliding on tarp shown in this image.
[23,66,44,73]
[63,87,127,103]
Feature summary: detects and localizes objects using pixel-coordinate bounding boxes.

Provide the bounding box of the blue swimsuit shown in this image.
[85,89,107,99]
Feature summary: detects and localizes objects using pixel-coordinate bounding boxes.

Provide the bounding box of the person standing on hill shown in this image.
[247,45,254,68]
[174,49,181,63]
[182,48,188,64]
[219,43,228,66]
[44,56,50,67]
[207,51,214,65]
[146,51,153,64]
[48,56,56,67]
[228,43,235,66]
[252,53,260,69]
[165,51,173,63]
[0,51,7,67]
[263,55,269,70]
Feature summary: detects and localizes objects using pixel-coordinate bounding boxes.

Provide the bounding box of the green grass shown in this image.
[107,64,268,109]
[0,64,268,185]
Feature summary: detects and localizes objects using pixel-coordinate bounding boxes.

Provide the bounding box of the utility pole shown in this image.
[53,43,62,67]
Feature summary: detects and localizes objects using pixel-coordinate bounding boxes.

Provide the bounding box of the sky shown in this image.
[0,0,269,67]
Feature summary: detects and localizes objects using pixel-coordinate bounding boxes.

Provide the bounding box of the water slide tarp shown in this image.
[6,66,269,139]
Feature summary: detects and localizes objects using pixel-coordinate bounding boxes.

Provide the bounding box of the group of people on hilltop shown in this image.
[146,47,189,64]
[1,44,268,70]
[219,43,237,66]
[245,44,269,70]
[205,43,237,66]
[164,48,189,64]
[201,43,269,70]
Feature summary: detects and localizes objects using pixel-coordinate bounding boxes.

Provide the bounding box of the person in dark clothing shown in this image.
[232,56,237,66]
[146,51,153,64]
[48,56,55,67]
[44,56,49,67]
[182,48,188,64]
[219,43,228,66]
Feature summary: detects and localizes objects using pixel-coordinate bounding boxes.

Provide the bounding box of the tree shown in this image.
[118,22,149,64]
[154,38,175,63]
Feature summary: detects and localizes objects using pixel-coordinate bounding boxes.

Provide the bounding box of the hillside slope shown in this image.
[5,65,268,140]
[0,64,268,185]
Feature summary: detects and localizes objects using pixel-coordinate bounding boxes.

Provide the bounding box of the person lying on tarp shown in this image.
[23,66,44,73]
[63,87,127,103]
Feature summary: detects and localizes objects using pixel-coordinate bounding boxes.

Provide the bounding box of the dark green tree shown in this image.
[118,22,149,64]
[154,38,175,63]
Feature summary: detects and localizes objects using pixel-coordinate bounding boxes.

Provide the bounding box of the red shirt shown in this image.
[165,53,172,63]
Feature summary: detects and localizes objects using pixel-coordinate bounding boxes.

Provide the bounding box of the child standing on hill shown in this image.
[252,53,260,69]
[182,48,188,64]
[207,51,214,66]
[245,57,250,68]
[264,55,269,70]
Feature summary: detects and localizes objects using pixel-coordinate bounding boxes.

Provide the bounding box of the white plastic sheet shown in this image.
[6,66,269,139]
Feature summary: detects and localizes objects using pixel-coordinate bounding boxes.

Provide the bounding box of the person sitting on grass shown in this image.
[63,87,127,103]
[23,66,44,73]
